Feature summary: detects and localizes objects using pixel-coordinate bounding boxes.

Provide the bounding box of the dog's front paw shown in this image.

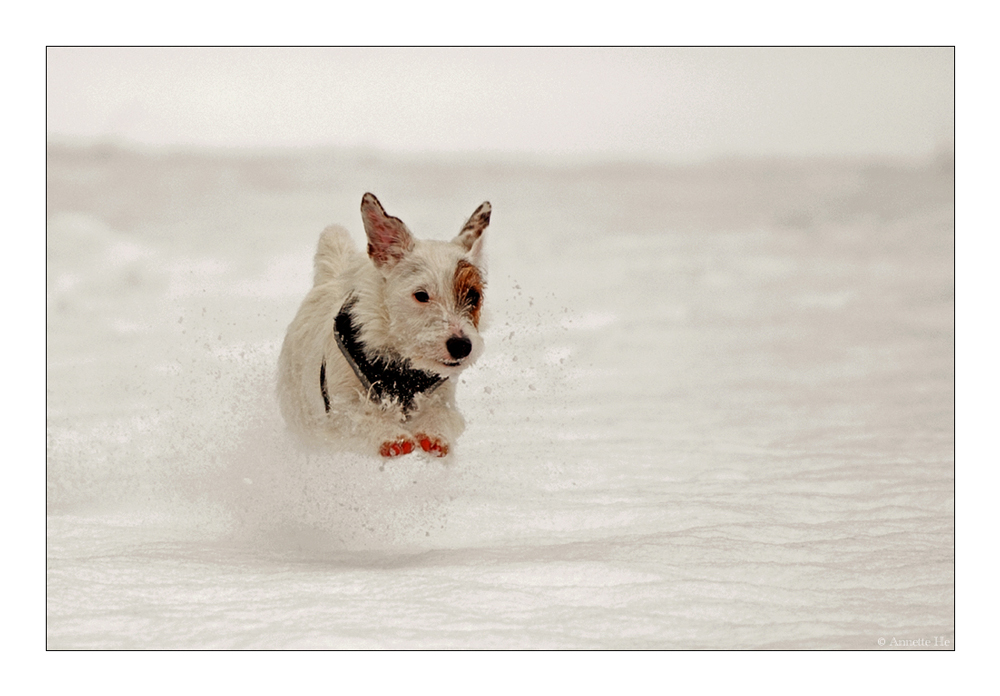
[415,433,450,457]
[379,437,416,457]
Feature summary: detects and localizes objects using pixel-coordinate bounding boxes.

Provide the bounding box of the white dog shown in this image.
[278,193,490,458]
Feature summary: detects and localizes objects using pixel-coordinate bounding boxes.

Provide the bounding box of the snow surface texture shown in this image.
[47,146,954,649]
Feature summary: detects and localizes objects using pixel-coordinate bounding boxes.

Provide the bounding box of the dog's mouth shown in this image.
[439,359,462,367]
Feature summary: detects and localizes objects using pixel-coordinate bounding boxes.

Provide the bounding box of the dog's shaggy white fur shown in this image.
[278,193,490,458]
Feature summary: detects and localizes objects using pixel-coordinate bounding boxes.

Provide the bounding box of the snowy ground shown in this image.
[46,144,954,649]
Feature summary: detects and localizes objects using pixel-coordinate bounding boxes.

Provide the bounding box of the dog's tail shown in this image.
[313,225,356,286]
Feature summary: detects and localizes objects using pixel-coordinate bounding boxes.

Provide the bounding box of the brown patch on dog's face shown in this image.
[454,260,484,327]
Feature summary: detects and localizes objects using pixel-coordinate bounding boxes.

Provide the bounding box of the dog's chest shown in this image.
[323,296,446,420]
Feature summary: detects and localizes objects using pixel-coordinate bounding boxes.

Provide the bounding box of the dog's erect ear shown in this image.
[467,230,487,272]
[361,193,414,268]
[453,201,491,252]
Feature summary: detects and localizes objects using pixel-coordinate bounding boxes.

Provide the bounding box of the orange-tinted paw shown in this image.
[379,437,415,458]
[415,433,449,457]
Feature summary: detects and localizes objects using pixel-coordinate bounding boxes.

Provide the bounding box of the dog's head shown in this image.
[360,193,490,378]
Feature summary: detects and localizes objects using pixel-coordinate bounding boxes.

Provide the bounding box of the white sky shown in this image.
[48,47,953,161]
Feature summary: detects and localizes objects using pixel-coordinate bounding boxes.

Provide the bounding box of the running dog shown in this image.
[278,193,490,458]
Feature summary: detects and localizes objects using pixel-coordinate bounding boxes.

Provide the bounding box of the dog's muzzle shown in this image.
[446,335,472,360]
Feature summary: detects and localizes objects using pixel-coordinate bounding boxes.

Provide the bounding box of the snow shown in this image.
[46,145,954,649]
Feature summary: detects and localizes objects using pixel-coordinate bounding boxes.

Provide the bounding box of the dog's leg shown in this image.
[403,385,465,458]
[351,405,419,458]
[413,433,450,457]
[379,436,417,457]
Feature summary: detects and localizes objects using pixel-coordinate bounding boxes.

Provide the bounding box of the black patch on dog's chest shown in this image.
[328,296,445,418]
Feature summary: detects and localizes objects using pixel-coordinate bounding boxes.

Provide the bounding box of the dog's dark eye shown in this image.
[465,288,480,309]
[413,291,430,303]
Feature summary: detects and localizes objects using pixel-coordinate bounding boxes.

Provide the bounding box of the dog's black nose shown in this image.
[446,335,472,360]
